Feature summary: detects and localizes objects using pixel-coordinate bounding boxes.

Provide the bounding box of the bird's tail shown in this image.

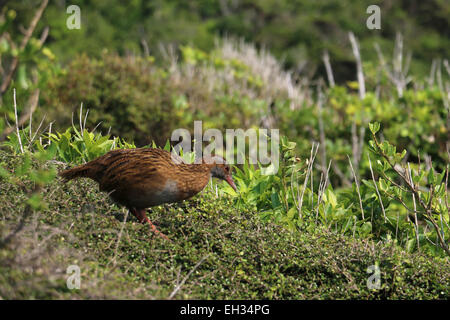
[59,163,99,182]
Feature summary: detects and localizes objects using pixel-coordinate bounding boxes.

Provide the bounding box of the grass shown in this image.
[0,151,449,299]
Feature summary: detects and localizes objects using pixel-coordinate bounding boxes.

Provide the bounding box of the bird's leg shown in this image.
[130,208,169,240]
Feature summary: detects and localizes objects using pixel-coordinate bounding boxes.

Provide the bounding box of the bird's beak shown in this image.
[225,175,237,191]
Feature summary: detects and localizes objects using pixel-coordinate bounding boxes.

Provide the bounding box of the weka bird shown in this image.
[59,148,237,239]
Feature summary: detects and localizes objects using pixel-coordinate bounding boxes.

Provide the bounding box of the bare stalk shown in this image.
[436,60,450,113]
[443,59,450,77]
[407,163,420,251]
[348,32,365,99]
[347,155,365,220]
[374,33,412,97]
[111,209,129,266]
[367,154,387,222]
[322,50,335,87]
[427,59,438,86]
[1,89,40,141]
[13,88,24,153]
[317,82,327,177]
[315,160,332,225]
[168,254,210,299]
[298,143,319,219]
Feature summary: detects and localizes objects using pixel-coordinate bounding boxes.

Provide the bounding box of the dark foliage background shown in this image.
[5,0,449,81]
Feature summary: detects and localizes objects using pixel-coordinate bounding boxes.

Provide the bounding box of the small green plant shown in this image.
[1,101,136,164]
[0,4,62,139]
[0,150,57,248]
[37,127,135,164]
[224,136,305,229]
[368,122,449,256]
[229,125,449,257]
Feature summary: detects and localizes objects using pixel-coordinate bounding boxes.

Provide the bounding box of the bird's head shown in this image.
[203,156,237,191]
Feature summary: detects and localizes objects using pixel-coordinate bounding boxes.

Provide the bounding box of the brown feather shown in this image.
[59,148,226,209]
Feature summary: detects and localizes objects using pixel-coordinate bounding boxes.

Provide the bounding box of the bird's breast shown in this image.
[154,179,181,203]
[130,179,181,207]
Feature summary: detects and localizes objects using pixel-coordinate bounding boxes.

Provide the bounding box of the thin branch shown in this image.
[322,50,335,87]
[0,0,49,97]
[347,155,365,220]
[298,143,319,219]
[443,59,450,77]
[371,132,450,255]
[0,89,40,141]
[168,254,210,299]
[315,160,332,225]
[332,162,351,187]
[13,88,24,153]
[367,154,387,222]
[437,60,450,112]
[111,209,129,267]
[348,32,365,99]
[408,163,420,251]
[317,81,327,177]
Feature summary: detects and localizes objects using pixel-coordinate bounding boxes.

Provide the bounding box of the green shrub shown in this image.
[0,7,61,137]
[43,52,181,146]
[367,122,449,256]
[229,125,449,257]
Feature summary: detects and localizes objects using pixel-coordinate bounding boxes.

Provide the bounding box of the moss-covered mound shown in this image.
[0,152,448,299]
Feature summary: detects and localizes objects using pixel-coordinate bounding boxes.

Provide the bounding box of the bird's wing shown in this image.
[98,148,169,193]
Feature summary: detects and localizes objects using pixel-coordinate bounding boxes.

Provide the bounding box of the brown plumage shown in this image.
[59,147,236,239]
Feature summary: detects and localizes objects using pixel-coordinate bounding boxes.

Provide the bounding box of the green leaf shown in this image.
[427,169,436,185]
[436,170,445,185]
[406,238,416,253]
[369,122,380,134]
[26,194,47,210]
[379,178,388,192]
[327,189,337,208]
[163,140,171,151]
[0,165,11,179]
[360,222,372,235]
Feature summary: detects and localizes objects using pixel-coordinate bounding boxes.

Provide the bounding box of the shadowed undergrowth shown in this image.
[0,151,448,299]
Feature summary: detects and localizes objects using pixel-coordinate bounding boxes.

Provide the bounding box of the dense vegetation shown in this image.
[6,0,450,79]
[0,151,448,299]
[0,1,449,299]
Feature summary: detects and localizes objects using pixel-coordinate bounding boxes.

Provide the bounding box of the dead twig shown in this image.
[1,89,40,141]
[322,50,335,88]
[168,254,210,299]
[367,154,387,223]
[348,155,365,220]
[12,88,24,153]
[348,32,365,99]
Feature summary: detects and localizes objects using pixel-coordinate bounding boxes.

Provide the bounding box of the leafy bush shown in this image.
[367,122,449,256]
[0,6,61,138]
[9,1,450,79]
[229,124,449,257]
[1,112,135,164]
[42,52,182,146]
[38,127,135,164]
[42,43,300,146]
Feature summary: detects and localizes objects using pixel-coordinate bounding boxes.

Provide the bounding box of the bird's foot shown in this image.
[145,218,170,241]
[130,208,170,241]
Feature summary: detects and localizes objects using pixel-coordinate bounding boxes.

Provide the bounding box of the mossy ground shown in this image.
[0,152,448,299]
